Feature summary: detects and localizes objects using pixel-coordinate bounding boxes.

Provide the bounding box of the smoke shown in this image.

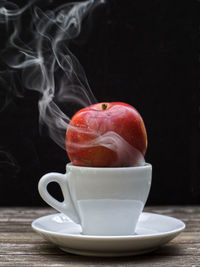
[0,0,102,148]
[0,0,145,166]
[0,149,20,178]
[67,130,145,166]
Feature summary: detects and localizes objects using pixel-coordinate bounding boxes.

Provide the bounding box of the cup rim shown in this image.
[66,162,152,171]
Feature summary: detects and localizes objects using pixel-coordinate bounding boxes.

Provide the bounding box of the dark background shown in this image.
[0,0,199,206]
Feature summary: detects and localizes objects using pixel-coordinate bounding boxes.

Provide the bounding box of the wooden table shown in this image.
[0,206,199,266]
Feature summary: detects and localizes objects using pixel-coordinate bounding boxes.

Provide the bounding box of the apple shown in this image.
[66,102,147,167]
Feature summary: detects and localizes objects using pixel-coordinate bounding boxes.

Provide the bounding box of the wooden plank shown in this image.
[0,231,198,244]
[0,206,200,218]
[0,255,200,267]
[0,206,199,224]
[0,233,43,243]
[0,241,200,256]
[0,207,55,220]
[0,243,64,255]
[6,222,200,235]
[0,221,197,233]
[1,206,200,221]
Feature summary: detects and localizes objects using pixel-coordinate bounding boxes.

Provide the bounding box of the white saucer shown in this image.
[32,212,185,257]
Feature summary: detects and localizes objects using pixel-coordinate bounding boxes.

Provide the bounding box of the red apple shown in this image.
[66,102,147,167]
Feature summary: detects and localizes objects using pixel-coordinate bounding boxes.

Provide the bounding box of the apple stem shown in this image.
[102,103,107,110]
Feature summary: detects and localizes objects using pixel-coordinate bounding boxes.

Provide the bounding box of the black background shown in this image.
[0,0,199,206]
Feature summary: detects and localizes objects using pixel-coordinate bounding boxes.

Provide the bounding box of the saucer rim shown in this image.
[31,212,185,239]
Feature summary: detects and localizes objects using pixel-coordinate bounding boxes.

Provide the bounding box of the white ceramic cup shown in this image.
[38,163,152,236]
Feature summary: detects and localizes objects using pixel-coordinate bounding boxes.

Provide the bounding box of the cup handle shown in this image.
[38,172,80,224]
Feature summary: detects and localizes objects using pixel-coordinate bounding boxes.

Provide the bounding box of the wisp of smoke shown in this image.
[0,0,102,148]
[0,149,20,178]
[0,0,145,166]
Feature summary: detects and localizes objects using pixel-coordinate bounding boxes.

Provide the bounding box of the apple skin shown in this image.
[66,102,147,167]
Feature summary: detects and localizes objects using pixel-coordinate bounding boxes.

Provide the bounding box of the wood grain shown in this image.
[0,206,199,266]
